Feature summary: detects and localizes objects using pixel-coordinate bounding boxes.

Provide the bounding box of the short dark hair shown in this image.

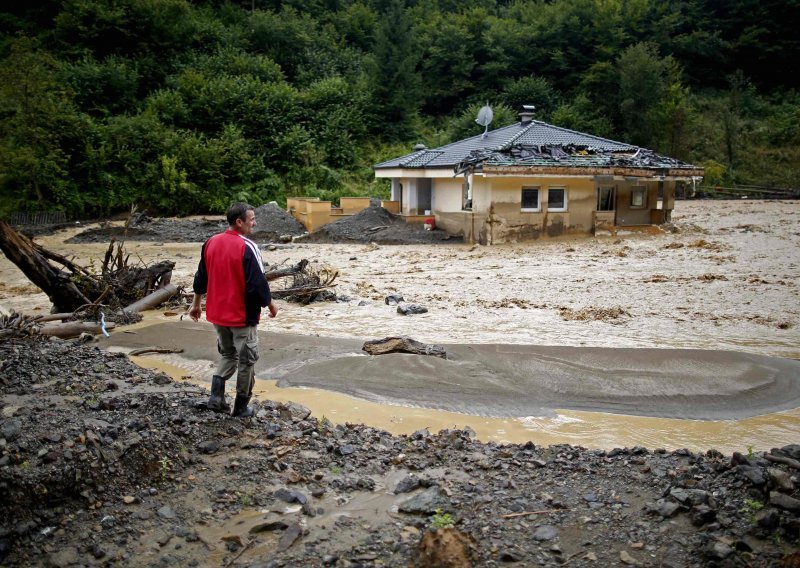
[226,202,253,225]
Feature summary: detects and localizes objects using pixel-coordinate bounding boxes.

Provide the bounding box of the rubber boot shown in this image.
[207,375,230,413]
[232,394,254,418]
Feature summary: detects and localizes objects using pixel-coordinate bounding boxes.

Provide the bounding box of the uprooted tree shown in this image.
[0,219,174,315]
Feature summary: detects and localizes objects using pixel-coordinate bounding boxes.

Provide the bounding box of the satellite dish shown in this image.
[475,103,493,138]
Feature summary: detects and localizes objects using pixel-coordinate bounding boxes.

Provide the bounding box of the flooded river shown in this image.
[4,199,800,453]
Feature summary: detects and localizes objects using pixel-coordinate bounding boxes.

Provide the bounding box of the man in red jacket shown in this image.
[188,203,278,417]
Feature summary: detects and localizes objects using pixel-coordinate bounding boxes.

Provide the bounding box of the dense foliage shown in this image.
[1,0,798,217]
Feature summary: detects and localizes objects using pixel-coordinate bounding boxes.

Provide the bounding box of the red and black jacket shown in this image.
[193,230,272,327]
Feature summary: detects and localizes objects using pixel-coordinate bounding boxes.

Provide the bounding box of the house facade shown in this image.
[374,109,704,244]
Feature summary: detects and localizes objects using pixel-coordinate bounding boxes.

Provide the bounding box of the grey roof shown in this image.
[374,119,701,173]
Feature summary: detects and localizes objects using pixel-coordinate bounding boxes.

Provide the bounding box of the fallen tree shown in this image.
[0,219,174,315]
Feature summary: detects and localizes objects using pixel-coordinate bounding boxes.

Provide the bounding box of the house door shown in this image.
[413,178,431,214]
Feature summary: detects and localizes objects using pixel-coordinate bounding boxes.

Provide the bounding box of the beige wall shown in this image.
[340,197,371,215]
[476,176,595,242]
[432,179,463,212]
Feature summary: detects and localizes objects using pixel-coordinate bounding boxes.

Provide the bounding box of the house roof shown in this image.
[374,119,702,176]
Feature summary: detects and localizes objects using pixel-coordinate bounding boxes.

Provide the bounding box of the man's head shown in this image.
[227,202,256,235]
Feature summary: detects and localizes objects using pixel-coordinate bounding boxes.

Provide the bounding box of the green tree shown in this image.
[0,38,79,212]
[367,0,420,141]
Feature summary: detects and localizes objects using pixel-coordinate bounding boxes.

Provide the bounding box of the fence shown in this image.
[6,211,67,225]
[695,185,800,200]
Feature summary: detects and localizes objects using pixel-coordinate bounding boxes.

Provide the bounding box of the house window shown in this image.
[521,187,540,211]
[548,187,567,212]
[631,187,646,208]
[597,187,615,211]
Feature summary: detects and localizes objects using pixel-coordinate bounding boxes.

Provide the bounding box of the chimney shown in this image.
[519,105,536,124]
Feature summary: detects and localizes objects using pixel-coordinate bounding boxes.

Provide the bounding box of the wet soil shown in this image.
[62,203,307,244]
[1,199,800,566]
[296,206,461,245]
[2,336,800,567]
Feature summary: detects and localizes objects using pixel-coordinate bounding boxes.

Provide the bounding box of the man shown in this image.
[189,203,278,417]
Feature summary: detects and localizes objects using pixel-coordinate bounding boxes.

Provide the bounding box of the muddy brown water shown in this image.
[3,200,799,453]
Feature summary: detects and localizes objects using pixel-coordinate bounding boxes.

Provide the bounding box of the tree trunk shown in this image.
[0,220,90,312]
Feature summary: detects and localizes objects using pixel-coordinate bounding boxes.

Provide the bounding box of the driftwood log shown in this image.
[124,284,178,314]
[40,321,116,338]
[265,259,309,281]
[362,336,447,359]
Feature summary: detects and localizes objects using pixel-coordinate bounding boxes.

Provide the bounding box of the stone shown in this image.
[397,304,429,316]
[707,541,734,560]
[279,402,311,423]
[157,505,176,520]
[768,468,795,492]
[48,547,79,567]
[770,491,800,512]
[532,525,559,541]
[398,487,450,515]
[274,488,307,505]
[394,475,421,494]
[197,440,219,454]
[620,550,640,565]
[276,524,302,552]
[690,504,716,526]
[384,294,405,305]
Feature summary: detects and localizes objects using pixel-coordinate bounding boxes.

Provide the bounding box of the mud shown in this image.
[1,336,800,567]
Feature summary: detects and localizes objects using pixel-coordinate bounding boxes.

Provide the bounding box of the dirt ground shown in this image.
[1,199,800,567]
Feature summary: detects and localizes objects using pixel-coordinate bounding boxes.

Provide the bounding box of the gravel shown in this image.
[0,336,798,566]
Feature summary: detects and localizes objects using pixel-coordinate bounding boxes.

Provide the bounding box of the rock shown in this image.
[385,294,405,305]
[755,508,781,529]
[399,487,450,515]
[274,488,308,505]
[395,475,421,494]
[619,550,640,565]
[769,468,795,492]
[690,504,716,526]
[770,491,800,512]
[1,420,20,442]
[532,525,559,541]
[707,541,734,560]
[48,546,79,567]
[157,505,176,520]
[338,443,356,456]
[279,402,311,423]
[276,523,302,552]
[197,440,220,454]
[736,465,766,486]
[250,521,289,533]
[654,500,680,518]
[362,336,445,358]
[397,303,428,315]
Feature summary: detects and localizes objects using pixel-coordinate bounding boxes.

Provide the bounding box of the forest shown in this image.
[1,0,798,217]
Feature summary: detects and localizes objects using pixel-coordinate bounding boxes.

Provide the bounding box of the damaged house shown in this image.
[374,107,704,244]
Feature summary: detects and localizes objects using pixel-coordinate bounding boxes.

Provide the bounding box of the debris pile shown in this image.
[298,206,458,244]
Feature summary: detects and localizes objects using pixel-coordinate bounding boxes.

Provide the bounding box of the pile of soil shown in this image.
[64,204,306,244]
[299,206,461,245]
[1,336,799,566]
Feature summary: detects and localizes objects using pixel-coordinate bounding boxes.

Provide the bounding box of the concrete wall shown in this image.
[340,197,371,215]
[615,181,659,226]
[477,176,596,243]
[432,179,463,212]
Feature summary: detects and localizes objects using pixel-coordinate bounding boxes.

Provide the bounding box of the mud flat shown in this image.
[2,336,800,567]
